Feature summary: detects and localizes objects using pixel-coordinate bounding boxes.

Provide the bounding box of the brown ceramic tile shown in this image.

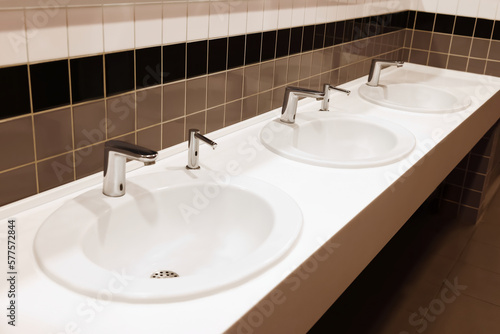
[412,30,432,50]
[321,48,334,73]
[75,142,105,179]
[272,86,286,110]
[186,111,206,135]
[206,106,224,133]
[428,52,448,69]
[309,75,321,91]
[446,168,466,186]
[468,154,490,174]
[106,94,135,139]
[73,100,106,149]
[114,133,136,145]
[464,171,486,191]
[257,91,272,114]
[0,116,34,171]
[470,38,490,59]
[298,78,310,88]
[0,164,37,206]
[485,60,500,77]
[409,49,428,65]
[37,153,74,192]
[299,52,312,79]
[458,205,479,223]
[461,189,482,208]
[259,61,275,92]
[34,108,73,160]
[137,87,161,129]
[450,36,472,56]
[311,50,323,75]
[243,65,260,97]
[186,76,207,115]
[472,136,494,156]
[242,95,258,120]
[329,69,339,85]
[488,41,500,61]
[467,58,486,75]
[207,72,226,108]
[162,118,185,149]
[402,48,410,62]
[440,200,460,218]
[404,29,413,48]
[274,58,288,88]
[137,125,161,151]
[430,33,451,53]
[332,45,341,68]
[320,72,330,86]
[226,68,244,102]
[163,81,185,121]
[442,184,462,203]
[224,100,241,127]
[338,67,348,84]
[287,55,301,83]
[447,55,468,71]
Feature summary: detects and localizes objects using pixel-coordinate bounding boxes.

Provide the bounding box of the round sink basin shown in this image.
[358,82,471,113]
[34,172,302,302]
[261,112,416,168]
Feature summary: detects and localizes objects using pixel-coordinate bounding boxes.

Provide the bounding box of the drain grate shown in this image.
[150,270,180,279]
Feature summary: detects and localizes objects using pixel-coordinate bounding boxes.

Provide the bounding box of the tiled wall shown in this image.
[0,1,410,206]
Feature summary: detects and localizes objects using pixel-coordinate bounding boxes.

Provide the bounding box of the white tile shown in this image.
[263,0,279,31]
[135,4,162,49]
[278,0,293,29]
[26,7,68,62]
[336,2,347,20]
[209,1,229,38]
[0,10,28,66]
[187,2,209,41]
[292,0,305,27]
[436,0,459,15]
[228,0,247,36]
[68,7,103,58]
[163,2,187,45]
[478,0,498,20]
[496,1,500,20]
[103,5,134,52]
[346,0,357,20]
[419,0,438,13]
[315,0,328,24]
[247,0,264,33]
[457,0,479,18]
[327,1,337,22]
[304,0,317,25]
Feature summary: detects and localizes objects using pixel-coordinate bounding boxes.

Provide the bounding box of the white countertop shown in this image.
[1,64,499,334]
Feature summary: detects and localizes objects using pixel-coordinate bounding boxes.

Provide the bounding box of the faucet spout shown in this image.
[367,59,404,87]
[281,86,325,123]
[186,129,217,169]
[103,140,158,197]
[320,84,351,111]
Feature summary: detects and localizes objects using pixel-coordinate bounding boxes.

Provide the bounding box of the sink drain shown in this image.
[150,270,180,279]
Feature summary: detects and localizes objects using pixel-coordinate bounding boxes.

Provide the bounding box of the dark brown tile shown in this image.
[458,205,478,223]
[186,111,206,136]
[34,108,73,160]
[114,133,135,145]
[467,59,486,74]
[329,69,339,86]
[442,184,462,203]
[274,58,288,88]
[272,86,286,110]
[186,76,207,114]
[243,65,260,97]
[137,87,161,129]
[206,106,224,133]
[321,48,334,73]
[106,94,135,138]
[470,38,490,59]
[163,81,185,121]
[464,171,486,191]
[311,50,323,75]
[461,189,482,208]
[485,61,500,77]
[409,49,428,65]
[404,29,413,48]
[226,68,244,102]
[402,48,410,62]
[225,100,242,127]
[258,91,272,114]
[260,61,275,92]
[242,96,258,120]
[332,45,341,68]
[430,33,451,53]
[428,52,448,69]
[298,78,310,89]
[162,118,185,149]
[207,72,226,108]
[309,75,321,91]
[37,153,74,192]
[321,72,330,86]
[440,199,460,219]
[446,168,466,186]
[75,142,104,179]
[287,55,301,83]
[450,36,472,56]
[447,55,468,71]
[0,116,34,171]
[299,52,312,79]
[137,125,161,151]
[73,100,106,149]
[0,164,37,206]
[338,67,348,84]
[412,30,432,50]
[488,41,500,61]
[472,136,494,156]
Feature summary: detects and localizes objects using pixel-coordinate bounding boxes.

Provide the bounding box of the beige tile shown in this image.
[0,164,37,206]
[0,116,35,171]
[460,241,500,274]
[225,100,241,127]
[162,118,185,149]
[73,100,106,149]
[163,81,185,121]
[34,108,73,160]
[242,65,260,97]
[106,94,135,139]
[137,86,162,129]
[207,72,226,108]
[206,106,224,133]
[186,76,207,115]
[37,153,74,192]
[75,142,104,179]
[137,125,161,151]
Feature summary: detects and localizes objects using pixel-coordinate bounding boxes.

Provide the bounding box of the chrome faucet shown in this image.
[186,129,217,170]
[103,140,158,197]
[281,84,351,123]
[366,59,404,87]
[320,84,351,111]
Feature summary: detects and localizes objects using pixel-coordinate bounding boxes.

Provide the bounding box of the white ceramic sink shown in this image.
[358,82,471,113]
[34,172,302,302]
[261,112,416,168]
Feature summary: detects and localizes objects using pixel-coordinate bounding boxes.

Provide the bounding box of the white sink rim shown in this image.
[33,172,303,302]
